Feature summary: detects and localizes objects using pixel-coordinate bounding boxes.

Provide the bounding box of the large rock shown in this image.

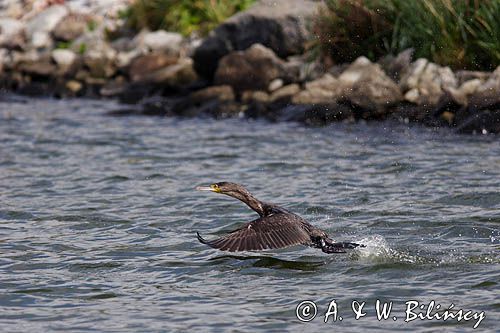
[25,5,68,48]
[337,57,402,110]
[400,58,458,105]
[138,30,183,55]
[193,0,321,79]
[0,18,25,49]
[214,43,288,92]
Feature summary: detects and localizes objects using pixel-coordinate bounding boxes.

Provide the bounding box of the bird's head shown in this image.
[196,182,252,199]
[196,182,263,214]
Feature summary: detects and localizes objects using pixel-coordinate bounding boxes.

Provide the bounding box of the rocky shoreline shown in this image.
[1,0,499,134]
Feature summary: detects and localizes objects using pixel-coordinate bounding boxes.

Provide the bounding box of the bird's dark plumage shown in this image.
[196,182,363,253]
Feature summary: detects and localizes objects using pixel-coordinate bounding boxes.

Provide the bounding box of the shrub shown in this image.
[123,0,255,36]
[313,0,500,70]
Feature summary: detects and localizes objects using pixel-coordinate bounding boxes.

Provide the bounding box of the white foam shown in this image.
[350,235,419,264]
[351,235,392,261]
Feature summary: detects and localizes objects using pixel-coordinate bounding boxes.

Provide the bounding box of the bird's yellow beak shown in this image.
[195,184,221,193]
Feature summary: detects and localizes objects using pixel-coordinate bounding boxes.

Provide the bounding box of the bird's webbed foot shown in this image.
[319,238,364,254]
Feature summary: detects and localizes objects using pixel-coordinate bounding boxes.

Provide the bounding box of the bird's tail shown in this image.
[321,238,365,254]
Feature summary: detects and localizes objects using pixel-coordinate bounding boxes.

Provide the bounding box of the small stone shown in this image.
[404,89,420,104]
[138,58,197,86]
[100,77,128,97]
[305,73,338,91]
[338,56,371,84]
[241,91,270,103]
[53,14,87,42]
[402,58,427,89]
[129,53,178,82]
[270,84,300,102]
[52,49,77,68]
[75,69,89,81]
[441,111,454,124]
[84,57,116,78]
[268,78,284,92]
[191,85,235,102]
[116,49,141,69]
[292,74,340,104]
[31,31,53,49]
[65,80,83,93]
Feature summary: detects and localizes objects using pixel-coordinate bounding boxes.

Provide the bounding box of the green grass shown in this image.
[313,0,500,70]
[123,0,255,36]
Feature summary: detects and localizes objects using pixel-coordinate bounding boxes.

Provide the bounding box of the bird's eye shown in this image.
[212,184,219,189]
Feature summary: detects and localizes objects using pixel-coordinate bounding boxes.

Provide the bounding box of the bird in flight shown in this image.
[196,182,363,253]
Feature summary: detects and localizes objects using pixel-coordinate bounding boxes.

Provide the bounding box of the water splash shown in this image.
[350,235,420,264]
[349,235,499,266]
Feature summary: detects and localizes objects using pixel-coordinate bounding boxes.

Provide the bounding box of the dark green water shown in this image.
[1,96,499,332]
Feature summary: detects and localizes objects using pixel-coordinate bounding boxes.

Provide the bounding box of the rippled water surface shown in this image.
[1,96,499,332]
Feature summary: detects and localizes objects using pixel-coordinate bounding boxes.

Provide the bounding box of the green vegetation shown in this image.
[56,41,71,50]
[123,0,255,36]
[78,43,87,55]
[87,19,97,32]
[313,0,500,70]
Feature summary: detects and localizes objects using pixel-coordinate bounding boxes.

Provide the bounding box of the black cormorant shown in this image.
[196,182,364,253]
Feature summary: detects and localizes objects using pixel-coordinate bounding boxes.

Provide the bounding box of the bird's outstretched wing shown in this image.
[197,214,311,252]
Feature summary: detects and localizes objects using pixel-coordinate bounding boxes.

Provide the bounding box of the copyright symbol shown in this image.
[295,300,317,322]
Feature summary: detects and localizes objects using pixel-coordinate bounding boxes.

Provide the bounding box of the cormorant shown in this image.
[196,182,364,253]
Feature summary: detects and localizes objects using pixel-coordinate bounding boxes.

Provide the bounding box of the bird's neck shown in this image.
[233,191,267,217]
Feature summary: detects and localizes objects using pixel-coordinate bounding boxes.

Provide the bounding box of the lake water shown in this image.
[1,96,499,332]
